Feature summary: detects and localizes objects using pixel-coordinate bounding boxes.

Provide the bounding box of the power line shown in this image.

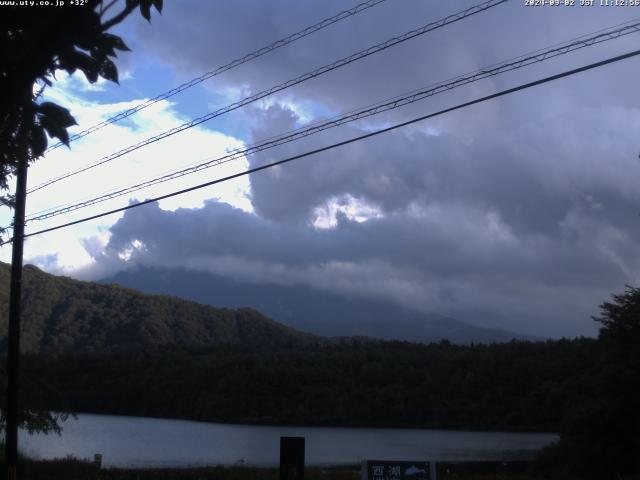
[44,0,390,152]
[24,19,640,223]
[29,0,508,194]
[2,47,637,246]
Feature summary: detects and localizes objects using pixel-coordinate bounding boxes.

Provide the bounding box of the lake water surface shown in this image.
[20,414,558,468]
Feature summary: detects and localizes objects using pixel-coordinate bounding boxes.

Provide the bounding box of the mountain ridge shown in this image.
[102,265,536,344]
[0,262,319,354]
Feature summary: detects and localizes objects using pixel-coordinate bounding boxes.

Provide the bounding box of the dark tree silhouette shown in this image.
[536,286,640,478]
[595,285,640,344]
[0,0,163,231]
[0,0,162,434]
[590,286,640,477]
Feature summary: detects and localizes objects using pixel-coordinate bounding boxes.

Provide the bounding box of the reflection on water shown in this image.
[20,414,558,468]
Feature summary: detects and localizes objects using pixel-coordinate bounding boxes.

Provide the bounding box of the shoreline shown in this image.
[20,413,557,468]
[42,410,562,436]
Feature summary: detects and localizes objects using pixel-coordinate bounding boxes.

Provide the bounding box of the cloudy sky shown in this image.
[2,0,640,337]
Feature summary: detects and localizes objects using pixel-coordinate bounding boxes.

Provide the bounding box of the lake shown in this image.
[19,414,558,468]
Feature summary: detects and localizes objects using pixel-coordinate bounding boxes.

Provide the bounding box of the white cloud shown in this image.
[312,194,384,229]
[0,72,250,272]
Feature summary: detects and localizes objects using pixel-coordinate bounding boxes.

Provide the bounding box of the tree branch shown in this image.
[99,0,119,18]
[101,1,137,31]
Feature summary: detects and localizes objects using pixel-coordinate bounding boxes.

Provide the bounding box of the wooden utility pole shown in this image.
[5,152,29,480]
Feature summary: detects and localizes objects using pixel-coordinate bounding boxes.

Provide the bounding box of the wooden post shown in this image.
[4,152,29,480]
[280,436,305,480]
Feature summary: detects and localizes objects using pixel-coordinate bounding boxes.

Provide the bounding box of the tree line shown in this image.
[17,338,596,432]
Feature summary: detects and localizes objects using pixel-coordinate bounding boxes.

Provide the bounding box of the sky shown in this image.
[2,0,640,338]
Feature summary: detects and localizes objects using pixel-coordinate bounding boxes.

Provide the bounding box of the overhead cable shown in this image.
[25,19,640,223]
[2,47,636,246]
[29,0,508,194]
[45,0,390,152]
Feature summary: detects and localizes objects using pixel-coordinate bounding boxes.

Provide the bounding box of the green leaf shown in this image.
[30,125,48,158]
[56,46,79,74]
[58,48,100,83]
[151,0,163,13]
[84,67,99,83]
[99,58,119,84]
[38,107,73,147]
[0,194,16,209]
[91,41,116,59]
[104,33,130,52]
[41,119,70,147]
[37,102,77,129]
[140,0,151,21]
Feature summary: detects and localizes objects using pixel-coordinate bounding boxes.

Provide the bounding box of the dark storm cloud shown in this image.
[102,197,631,289]
[92,168,637,338]
[246,103,640,238]
[88,100,640,337]
[85,1,640,338]
[129,0,640,120]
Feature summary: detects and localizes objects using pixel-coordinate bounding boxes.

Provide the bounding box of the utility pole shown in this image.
[5,152,29,480]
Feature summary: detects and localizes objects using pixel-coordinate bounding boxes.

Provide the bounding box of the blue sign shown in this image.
[362,460,435,480]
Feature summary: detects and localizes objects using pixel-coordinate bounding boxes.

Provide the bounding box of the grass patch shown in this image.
[0,458,538,480]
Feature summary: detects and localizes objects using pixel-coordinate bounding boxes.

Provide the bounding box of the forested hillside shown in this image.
[0,262,604,434]
[104,266,535,344]
[0,262,318,353]
[19,338,596,432]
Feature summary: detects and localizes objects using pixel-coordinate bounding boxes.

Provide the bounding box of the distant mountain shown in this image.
[102,266,534,344]
[0,262,318,354]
